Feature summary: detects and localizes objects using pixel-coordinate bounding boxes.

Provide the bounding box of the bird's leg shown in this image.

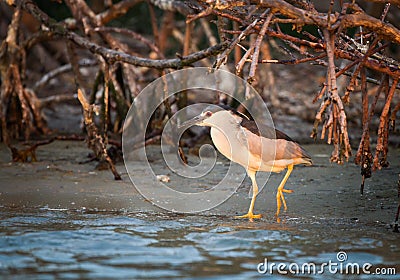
[276,164,294,217]
[235,170,262,221]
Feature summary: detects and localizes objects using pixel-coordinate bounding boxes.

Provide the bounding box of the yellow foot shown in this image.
[276,189,294,217]
[235,212,262,222]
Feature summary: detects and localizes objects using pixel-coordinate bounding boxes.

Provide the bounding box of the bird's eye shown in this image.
[205,111,212,117]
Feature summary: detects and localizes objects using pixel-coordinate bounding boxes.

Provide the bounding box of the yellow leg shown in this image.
[276,164,294,217]
[235,170,262,222]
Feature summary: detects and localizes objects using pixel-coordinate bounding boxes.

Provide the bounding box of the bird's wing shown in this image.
[240,119,292,141]
[240,119,312,165]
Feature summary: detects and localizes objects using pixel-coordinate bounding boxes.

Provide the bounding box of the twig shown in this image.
[33,59,98,91]
[159,11,175,53]
[248,11,272,83]
[259,53,326,65]
[214,13,264,69]
[373,78,398,170]
[183,21,192,56]
[186,7,212,23]
[149,0,194,15]
[77,89,122,180]
[66,41,86,88]
[59,0,142,27]
[355,68,372,195]
[9,138,54,162]
[102,61,110,141]
[380,2,391,21]
[341,38,381,103]
[322,29,351,163]
[236,37,254,75]
[200,18,218,46]
[94,27,163,58]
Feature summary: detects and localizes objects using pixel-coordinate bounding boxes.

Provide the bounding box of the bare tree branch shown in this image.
[18,0,228,69]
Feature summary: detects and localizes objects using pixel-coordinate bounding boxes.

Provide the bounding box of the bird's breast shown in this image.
[210,127,263,170]
[210,127,234,160]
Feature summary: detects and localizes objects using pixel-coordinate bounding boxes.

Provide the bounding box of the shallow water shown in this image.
[0,208,399,279]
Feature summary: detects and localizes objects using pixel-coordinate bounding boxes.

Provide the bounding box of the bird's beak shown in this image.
[180,115,206,129]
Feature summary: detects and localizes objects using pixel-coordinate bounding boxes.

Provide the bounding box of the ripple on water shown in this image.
[0,210,398,279]
[64,262,181,279]
[185,229,293,258]
[99,245,204,266]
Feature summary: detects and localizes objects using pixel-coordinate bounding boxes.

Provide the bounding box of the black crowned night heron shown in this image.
[183,105,312,221]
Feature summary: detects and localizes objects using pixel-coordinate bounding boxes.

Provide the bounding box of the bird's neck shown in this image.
[208,114,241,130]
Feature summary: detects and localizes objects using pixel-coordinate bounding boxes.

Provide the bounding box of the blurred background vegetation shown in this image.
[0,1,399,183]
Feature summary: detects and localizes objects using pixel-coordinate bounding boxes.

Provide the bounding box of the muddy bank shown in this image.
[0,140,398,228]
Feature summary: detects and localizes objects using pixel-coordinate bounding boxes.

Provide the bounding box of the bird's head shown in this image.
[181,105,248,128]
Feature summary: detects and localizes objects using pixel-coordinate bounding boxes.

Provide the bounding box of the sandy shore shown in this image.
[0,140,398,227]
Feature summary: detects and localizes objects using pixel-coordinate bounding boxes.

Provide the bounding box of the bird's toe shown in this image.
[235,212,262,221]
[282,189,294,194]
